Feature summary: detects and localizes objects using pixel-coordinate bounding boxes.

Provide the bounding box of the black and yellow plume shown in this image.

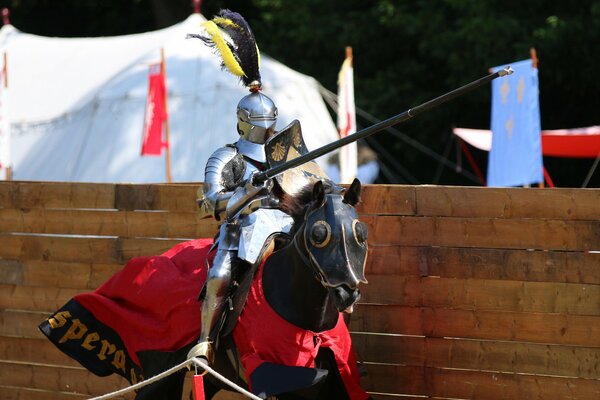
[188,9,261,90]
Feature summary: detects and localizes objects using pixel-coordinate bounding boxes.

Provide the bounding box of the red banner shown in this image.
[141,64,168,156]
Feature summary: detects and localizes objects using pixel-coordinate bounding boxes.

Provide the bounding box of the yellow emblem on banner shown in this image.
[517,76,525,103]
[500,80,510,104]
[505,117,514,139]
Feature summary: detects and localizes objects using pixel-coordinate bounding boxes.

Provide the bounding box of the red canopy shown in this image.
[453,126,600,158]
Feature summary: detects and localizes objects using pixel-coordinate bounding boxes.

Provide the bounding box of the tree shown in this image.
[4,0,599,186]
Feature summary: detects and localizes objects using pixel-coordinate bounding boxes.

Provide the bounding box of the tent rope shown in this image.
[88,357,261,400]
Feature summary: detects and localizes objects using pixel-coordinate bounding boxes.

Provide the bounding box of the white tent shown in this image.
[0,13,339,183]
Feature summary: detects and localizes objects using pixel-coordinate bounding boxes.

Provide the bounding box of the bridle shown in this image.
[292,218,333,288]
[291,196,360,290]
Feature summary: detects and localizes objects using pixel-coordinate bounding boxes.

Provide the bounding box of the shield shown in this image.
[265,120,331,196]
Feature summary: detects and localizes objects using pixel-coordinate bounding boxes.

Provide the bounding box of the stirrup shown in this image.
[187,341,214,373]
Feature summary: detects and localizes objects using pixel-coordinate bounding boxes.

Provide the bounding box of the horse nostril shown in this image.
[333,285,361,313]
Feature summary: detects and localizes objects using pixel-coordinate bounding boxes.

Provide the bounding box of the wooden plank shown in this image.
[116,237,191,261]
[363,364,600,399]
[415,186,600,220]
[0,234,121,264]
[2,181,599,218]
[0,181,116,209]
[357,185,416,216]
[367,245,600,285]
[115,183,199,212]
[0,234,185,264]
[5,267,600,323]
[0,336,82,368]
[366,215,600,251]
[0,259,122,289]
[0,309,54,338]
[2,245,597,291]
[0,361,133,397]
[361,275,600,315]
[349,305,600,347]
[0,386,89,399]
[0,284,86,312]
[351,333,600,379]
[0,208,218,239]
[0,181,204,212]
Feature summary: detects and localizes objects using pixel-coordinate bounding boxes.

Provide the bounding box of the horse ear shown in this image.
[312,180,326,207]
[343,178,362,206]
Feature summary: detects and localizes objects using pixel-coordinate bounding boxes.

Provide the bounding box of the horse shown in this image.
[199,178,369,399]
[39,179,370,400]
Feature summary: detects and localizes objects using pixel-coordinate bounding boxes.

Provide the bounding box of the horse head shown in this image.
[295,178,368,314]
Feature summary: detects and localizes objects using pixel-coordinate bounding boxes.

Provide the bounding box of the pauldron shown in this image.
[198,146,246,220]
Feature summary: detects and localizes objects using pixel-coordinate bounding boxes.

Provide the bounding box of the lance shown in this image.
[253,66,513,184]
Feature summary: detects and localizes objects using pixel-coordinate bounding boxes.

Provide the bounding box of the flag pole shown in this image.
[3,51,10,181]
[161,48,172,183]
[338,45,357,183]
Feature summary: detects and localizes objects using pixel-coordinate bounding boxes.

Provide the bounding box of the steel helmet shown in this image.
[236,91,278,144]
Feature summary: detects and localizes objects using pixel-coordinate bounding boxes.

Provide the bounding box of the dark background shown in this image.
[3,0,599,187]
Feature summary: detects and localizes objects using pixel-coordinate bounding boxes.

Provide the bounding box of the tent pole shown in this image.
[161,48,172,183]
[581,152,600,188]
[543,166,555,188]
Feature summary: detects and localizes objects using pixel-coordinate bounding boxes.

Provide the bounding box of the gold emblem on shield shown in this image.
[293,131,301,148]
[271,142,286,162]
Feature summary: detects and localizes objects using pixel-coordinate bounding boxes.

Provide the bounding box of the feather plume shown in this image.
[188,9,261,88]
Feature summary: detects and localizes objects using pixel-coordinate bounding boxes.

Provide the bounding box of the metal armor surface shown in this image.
[236,92,278,144]
[199,143,273,220]
[238,208,293,263]
[236,138,267,163]
[218,208,293,263]
[199,146,246,220]
[265,119,333,196]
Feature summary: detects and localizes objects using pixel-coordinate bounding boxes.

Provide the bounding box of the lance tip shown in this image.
[498,66,514,77]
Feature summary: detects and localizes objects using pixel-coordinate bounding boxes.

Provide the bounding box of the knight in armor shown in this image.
[186,10,295,364]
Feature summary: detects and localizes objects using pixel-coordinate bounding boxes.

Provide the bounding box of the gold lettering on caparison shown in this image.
[97,339,117,360]
[48,311,72,329]
[130,368,139,385]
[58,318,88,344]
[112,350,127,373]
[81,332,100,350]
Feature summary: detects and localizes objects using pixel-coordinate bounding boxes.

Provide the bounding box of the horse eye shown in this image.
[310,221,331,248]
[353,220,368,244]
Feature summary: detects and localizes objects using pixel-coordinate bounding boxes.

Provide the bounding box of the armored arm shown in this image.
[200,147,242,221]
[199,146,278,221]
[224,174,277,222]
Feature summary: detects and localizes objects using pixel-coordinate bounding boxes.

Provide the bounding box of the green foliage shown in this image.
[245,0,600,186]
[3,0,599,186]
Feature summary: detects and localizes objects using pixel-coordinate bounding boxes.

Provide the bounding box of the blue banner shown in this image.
[487,59,543,186]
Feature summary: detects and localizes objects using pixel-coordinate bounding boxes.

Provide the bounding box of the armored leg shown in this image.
[188,248,234,364]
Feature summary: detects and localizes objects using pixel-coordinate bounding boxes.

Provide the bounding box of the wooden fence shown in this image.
[0,181,599,399]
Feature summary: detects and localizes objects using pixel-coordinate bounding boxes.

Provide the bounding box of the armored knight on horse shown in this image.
[185,7,514,389]
[38,9,513,400]
[185,10,339,365]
